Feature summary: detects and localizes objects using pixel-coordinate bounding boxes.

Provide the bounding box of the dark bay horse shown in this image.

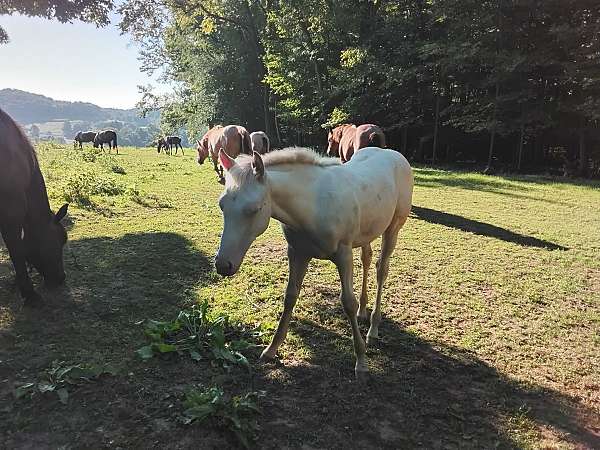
[0,108,69,305]
[327,123,386,162]
[157,136,184,155]
[94,130,118,154]
[74,131,96,149]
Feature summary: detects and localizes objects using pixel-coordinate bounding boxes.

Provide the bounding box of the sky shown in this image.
[0,12,165,109]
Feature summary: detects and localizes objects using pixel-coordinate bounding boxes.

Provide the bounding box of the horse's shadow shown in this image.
[254,306,598,449]
[411,206,567,250]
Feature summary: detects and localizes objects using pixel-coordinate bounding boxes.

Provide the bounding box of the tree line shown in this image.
[4,1,599,176]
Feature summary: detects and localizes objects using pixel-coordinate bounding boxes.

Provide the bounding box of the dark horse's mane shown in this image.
[0,108,52,220]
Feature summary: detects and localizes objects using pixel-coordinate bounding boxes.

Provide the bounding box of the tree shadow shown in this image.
[255,313,598,449]
[0,231,213,374]
[414,173,577,207]
[411,206,567,250]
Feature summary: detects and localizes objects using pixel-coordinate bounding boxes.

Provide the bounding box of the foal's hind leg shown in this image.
[367,222,402,344]
[335,245,368,380]
[358,244,372,321]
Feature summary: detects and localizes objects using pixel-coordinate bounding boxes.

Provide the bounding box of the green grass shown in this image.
[1,144,598,449]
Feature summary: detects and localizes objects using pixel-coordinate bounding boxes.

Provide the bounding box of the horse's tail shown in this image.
[241,130,252,155]
[368,130,386,148]
[113,132,118,148]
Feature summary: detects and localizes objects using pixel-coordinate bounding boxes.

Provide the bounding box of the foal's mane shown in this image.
[238,147,340,169]
[230,147,339,186]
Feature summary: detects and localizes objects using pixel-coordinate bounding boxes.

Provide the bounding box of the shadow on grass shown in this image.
[254,313,597,449]
[1,231,214,370]
[411,206,567,250]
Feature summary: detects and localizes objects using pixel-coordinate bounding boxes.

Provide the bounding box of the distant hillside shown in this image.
[0,89,169,147]
[0,88,158,125]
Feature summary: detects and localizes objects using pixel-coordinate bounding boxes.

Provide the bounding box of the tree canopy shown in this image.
[0,0,114,44]
[118,1,600,176]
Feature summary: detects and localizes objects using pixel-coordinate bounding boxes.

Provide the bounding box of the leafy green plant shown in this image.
[136,300,260,369]
[61,169,125,205]
[14,361,117,405]
[182,386,263,448]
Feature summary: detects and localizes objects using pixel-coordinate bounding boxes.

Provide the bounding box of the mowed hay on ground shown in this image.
[0,144,599,449]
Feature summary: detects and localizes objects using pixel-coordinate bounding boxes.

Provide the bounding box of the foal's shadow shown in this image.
[256,309,598,449]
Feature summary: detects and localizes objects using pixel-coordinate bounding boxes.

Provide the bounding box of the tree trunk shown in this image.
[401,125,408,155]
[517,120,525,171]
[432,95,441,164]
[579,123,588,177]
[485,82,500,174]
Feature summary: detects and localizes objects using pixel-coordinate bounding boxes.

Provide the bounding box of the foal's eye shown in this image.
[244,205,261,215]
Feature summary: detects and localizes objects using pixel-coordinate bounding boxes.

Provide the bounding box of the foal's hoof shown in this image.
[23,291,43,307]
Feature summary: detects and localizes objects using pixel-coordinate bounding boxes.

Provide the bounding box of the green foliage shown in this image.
[136,300,260,370]
[121,0,600,172]
[14,361,117,405]
[182,386,264,448]
[61,169,125,206]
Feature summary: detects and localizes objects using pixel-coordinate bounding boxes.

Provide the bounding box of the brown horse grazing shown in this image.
[0,108,69,305]
[157,136,184,156]
[327,123,386,163]
[74,131,96,149]
[93,130,118,154]
[196,125,252,183]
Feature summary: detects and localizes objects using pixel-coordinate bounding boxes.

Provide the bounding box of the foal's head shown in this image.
[215,150,270,276]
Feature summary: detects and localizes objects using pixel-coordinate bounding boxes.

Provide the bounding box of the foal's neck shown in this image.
[267,166,317,231]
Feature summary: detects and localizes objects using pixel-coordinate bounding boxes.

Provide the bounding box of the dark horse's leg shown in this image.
[1,220,41,305]
[179,143,184,156]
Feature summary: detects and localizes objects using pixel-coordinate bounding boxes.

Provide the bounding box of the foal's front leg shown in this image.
[261,246,310,360]
[335,245,368,380]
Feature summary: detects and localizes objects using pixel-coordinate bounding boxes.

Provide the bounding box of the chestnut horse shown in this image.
[0,108,69,305]
[196,125,252,183]
[215,147,413,380]
[327,123,386,163]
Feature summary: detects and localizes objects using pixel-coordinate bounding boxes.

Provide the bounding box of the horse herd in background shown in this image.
[196,122,384,183]
[74,121,386,185]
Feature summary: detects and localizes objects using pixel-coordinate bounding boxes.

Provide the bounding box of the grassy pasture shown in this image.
[1,144,599,449]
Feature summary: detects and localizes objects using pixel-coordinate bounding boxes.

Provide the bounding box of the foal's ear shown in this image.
[196,139,201,147]
[219,149,235,171]
[55,203,69,223]
[252,151,265,180]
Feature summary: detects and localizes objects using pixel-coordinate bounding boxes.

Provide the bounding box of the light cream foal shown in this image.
[214,147,413,380]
